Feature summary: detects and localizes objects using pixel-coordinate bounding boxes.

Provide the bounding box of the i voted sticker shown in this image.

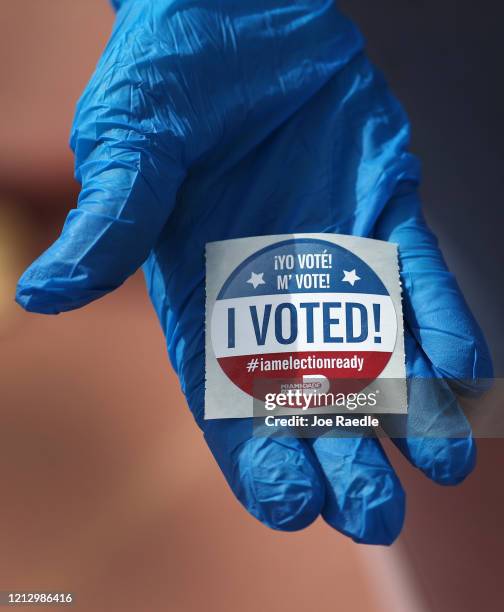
[205,234,406,419]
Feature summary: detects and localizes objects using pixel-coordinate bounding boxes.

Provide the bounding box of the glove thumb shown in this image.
[16,26,187,315]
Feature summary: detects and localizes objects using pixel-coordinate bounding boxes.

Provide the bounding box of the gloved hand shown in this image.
[16,0,492,544]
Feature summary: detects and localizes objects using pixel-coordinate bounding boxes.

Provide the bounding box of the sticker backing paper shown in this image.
[205,233,406,419]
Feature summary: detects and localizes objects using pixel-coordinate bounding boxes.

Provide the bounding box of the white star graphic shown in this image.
[342,269,361,286]
[246,271,266,289]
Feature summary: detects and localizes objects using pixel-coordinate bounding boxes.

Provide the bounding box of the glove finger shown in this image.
[382,328,476,486]
[374,183,493,395]
[16,29,186,314]
[306,435,405,545]
[203,417,325,532]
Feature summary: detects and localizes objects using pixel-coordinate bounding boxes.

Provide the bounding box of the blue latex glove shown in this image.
[16,0,492,544]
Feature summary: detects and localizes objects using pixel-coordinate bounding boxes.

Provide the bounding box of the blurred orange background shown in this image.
[0,2,503,611]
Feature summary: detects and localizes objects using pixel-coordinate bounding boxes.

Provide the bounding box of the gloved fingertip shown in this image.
[15,268,109,315]
[309,437,405,545]
[409,310,494,397]
[15,273,60,315]
[429,436,477,486]
[231,437,325,532]
[263,486,323,532]
[448,374,494,398]
[322,469,405,545]
[397,436,477,486]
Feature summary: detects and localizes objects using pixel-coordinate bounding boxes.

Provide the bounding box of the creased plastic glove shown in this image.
[16,0,492,544]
